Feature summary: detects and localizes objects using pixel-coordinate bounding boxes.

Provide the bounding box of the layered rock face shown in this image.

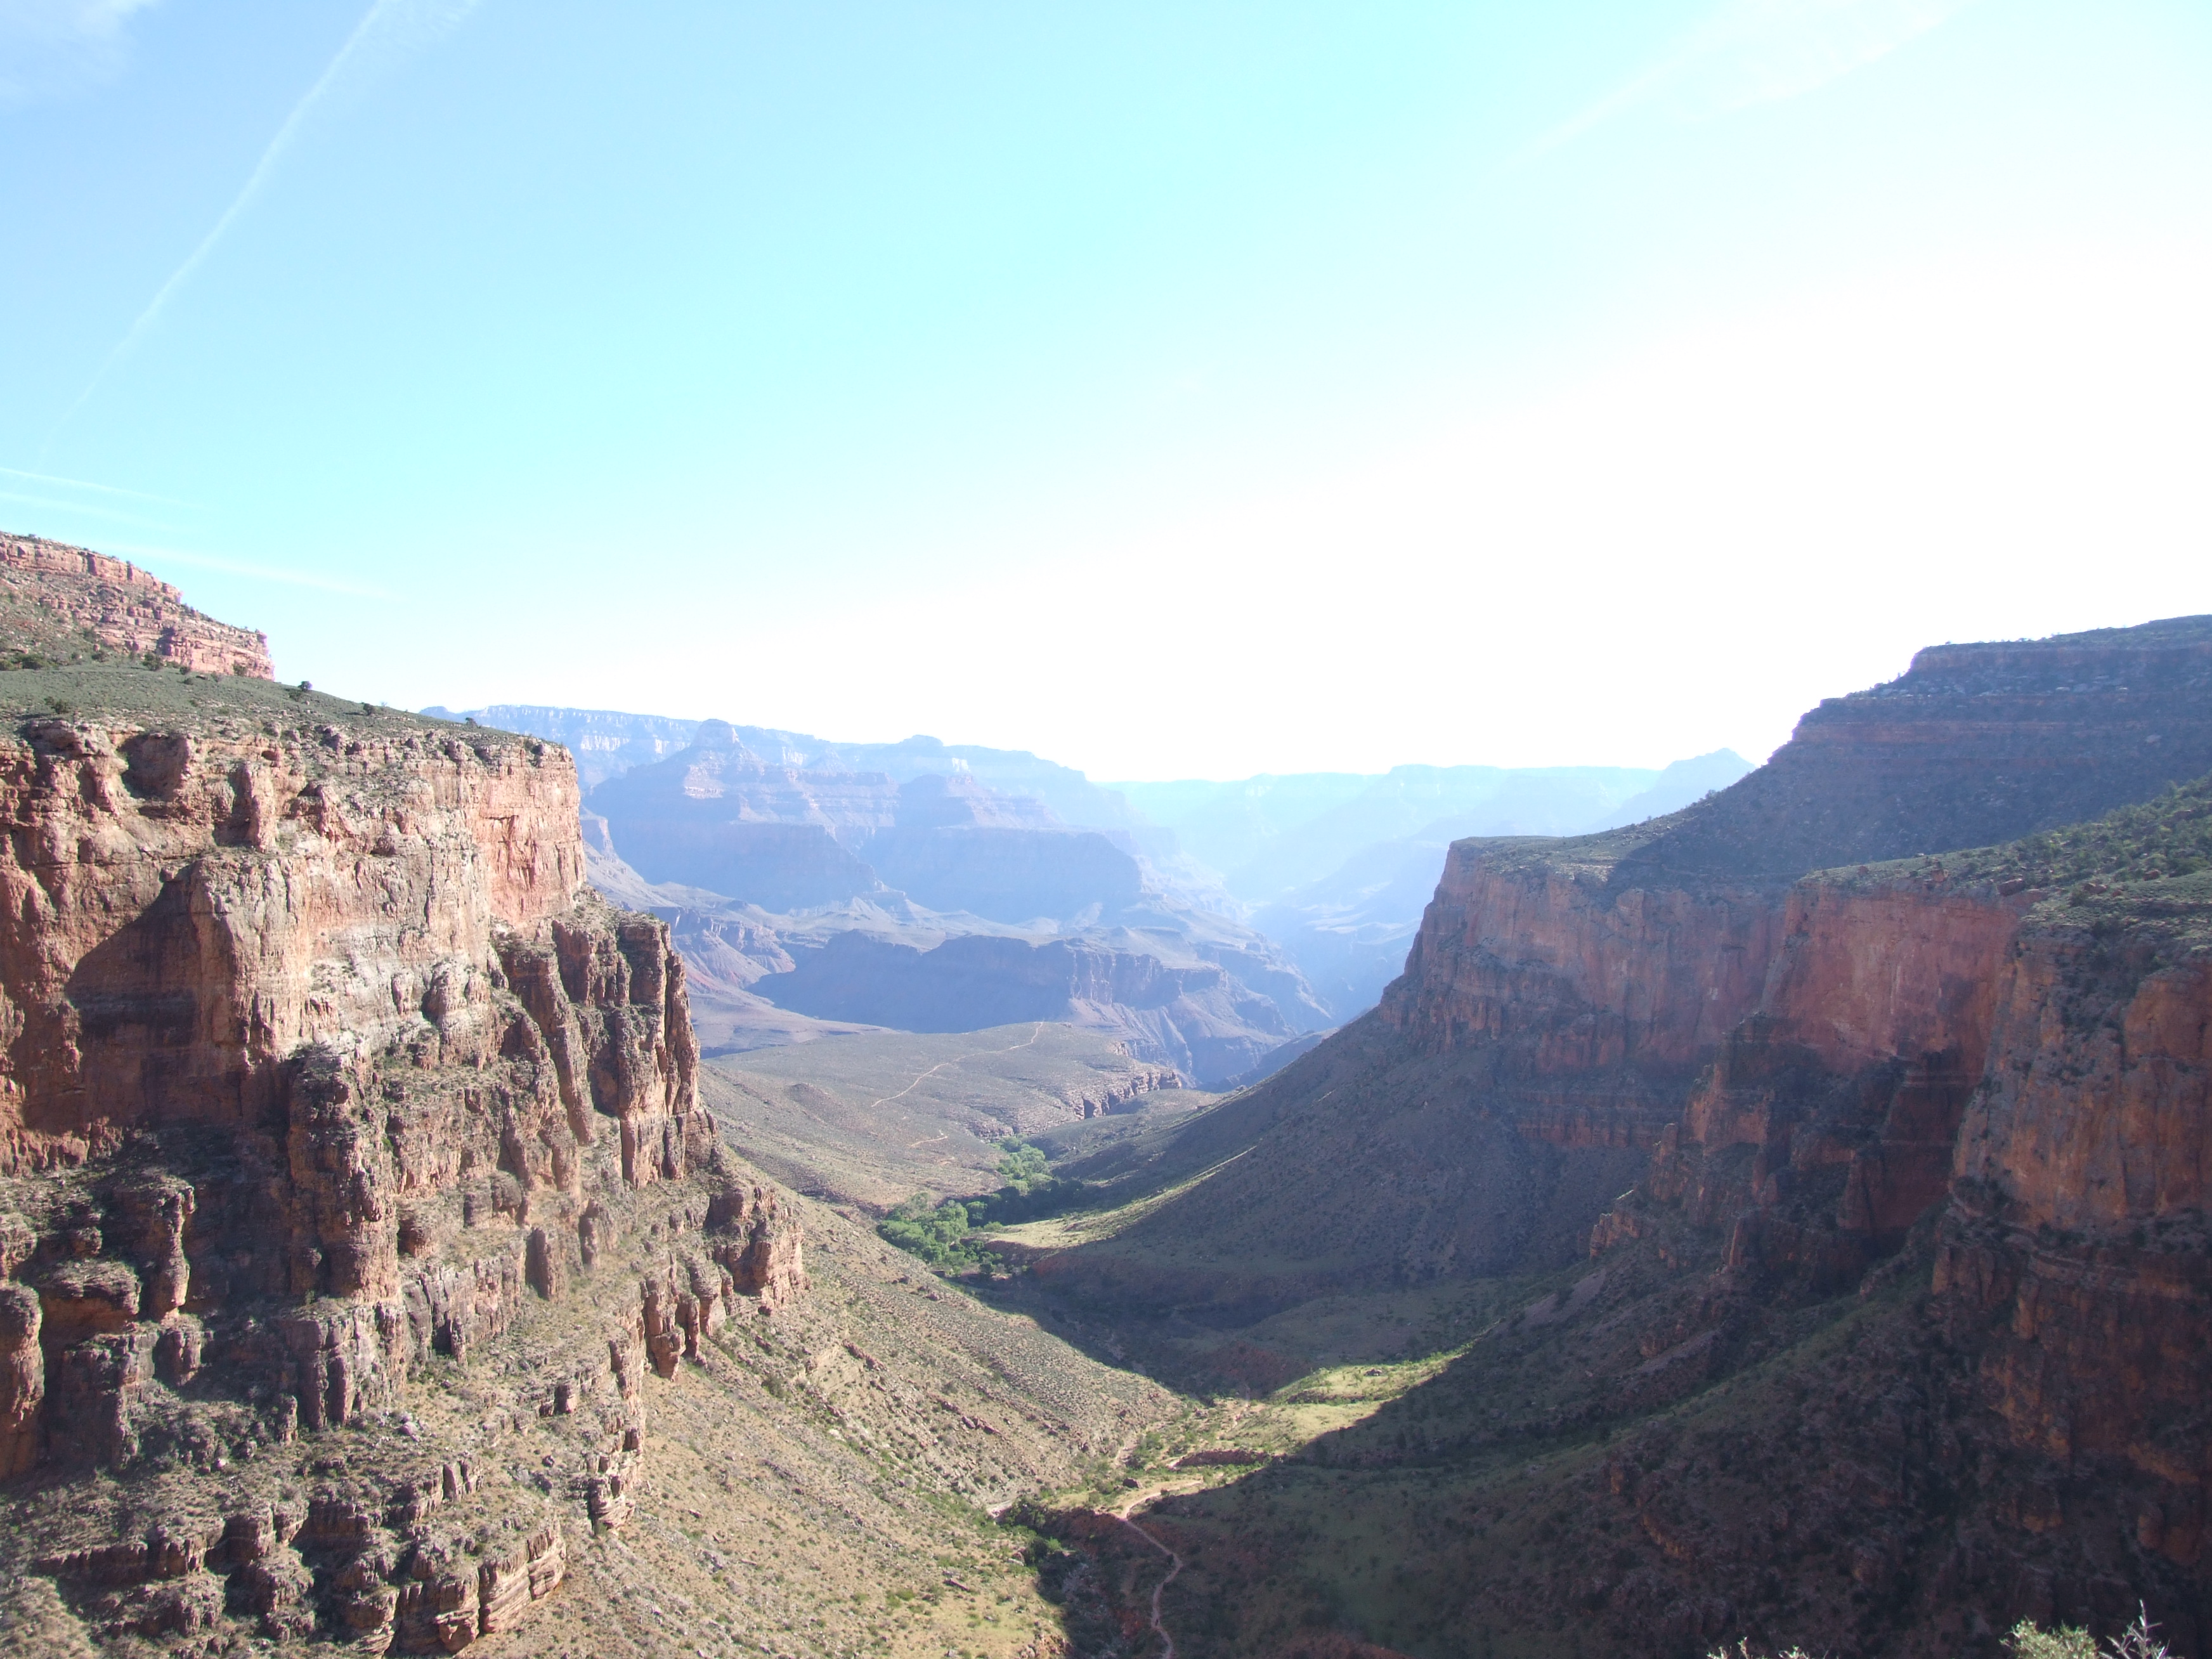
[1379,617,2212,1194]
[583,720,1330,1081]
[1370,620,2212,1646]
[0,535,273,678]
[757,928,1300,1083]
[0,670,805,1651]
[1933,881,2212,1565]
[1604,614,2212,886]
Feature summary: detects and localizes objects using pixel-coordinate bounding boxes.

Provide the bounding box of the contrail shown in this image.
[48,0,403,439]
[100,540,394,599]
[1504,0,1981,171]
[0,465,198,507]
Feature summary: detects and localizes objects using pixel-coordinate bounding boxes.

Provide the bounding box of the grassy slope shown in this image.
[0,655,441,732]
[493,1197,1178,1659]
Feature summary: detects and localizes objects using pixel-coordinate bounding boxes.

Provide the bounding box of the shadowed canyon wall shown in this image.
[1039,616,2212,1651]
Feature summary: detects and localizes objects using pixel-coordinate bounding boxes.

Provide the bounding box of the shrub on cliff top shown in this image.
[1897,772,2212,892]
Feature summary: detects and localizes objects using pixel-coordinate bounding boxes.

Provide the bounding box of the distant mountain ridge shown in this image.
[1112,751,1750,899]
[426,703,1147,826]
[1136,750,1753,1013]
[559,719,1328,1084]
[433,700,1750,1022]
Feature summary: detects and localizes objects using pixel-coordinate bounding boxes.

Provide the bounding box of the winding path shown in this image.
[870,1021,1046,1138]
[1114,1495,1185,1659]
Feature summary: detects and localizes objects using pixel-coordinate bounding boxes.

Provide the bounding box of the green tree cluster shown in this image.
[878,1193,982,1270]
[996,1137,1051,1193]
[876,1138,1068,1269]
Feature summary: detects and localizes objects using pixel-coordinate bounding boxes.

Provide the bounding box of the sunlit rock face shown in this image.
[0,534,274,677]
[0,587,805,1651]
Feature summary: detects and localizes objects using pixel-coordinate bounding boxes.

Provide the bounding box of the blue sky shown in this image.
[4,0,2209,779]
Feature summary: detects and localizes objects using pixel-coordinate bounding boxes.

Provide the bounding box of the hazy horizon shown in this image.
[8,1,2210,777]
[430,698,1751,788]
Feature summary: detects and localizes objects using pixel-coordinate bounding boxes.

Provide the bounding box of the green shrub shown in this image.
[996,1137,1051,1194]
[2007,1611,2171,1659]
[878,1192,984,1270]
[1714,1613,2173,1659]
[2005,1627,2098,1659]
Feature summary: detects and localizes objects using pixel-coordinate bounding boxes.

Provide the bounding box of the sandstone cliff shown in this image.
[0,535,273,679]
[0,654,810,1653]
[1027,616,2212,1655]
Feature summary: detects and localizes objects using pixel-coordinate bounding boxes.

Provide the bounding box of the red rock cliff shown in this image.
[1369,618,2212,1643]
[0,534,274,677]
[0,634,803,1650]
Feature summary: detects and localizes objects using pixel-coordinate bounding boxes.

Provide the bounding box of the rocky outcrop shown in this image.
[0,625,807,1651]
[1932,887,2212,1547]
[0,534,273,677]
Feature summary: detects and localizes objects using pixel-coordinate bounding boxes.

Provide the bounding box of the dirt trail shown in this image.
[871,1021,1046,1117]
[1115,1491,1186,1659]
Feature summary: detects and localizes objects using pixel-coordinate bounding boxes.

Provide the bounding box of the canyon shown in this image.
[989,615,2212,1656]
[441,708,1750,1077]
[573,718,1330,1085]
[4,526,2209,1659]
[0,540,1172,1658]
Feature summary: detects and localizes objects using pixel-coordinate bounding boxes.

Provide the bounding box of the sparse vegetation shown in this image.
[706,1024,1202,1213]
[1841,772,2212,893]
[2004,1610,2172,1659]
